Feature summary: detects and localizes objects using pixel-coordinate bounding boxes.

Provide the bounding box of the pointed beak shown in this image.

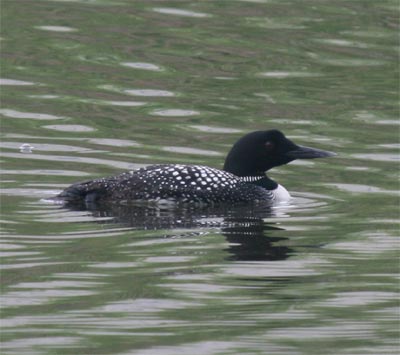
[286,145,337,159]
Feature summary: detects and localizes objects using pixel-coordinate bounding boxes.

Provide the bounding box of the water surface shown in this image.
[1,1,399,354]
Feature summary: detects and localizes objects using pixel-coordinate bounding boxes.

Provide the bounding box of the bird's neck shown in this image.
[223,153,277,189]
[223,159,268,178]
[239,175,278,190]
[252,176,278,190]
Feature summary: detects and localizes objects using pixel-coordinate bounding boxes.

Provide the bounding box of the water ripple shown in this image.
[1,152,145,170]
[151,109,199,117]
[351,153,399,162]
[42,124,96,132]
[98,100,146,107]
[266,322,375,339]
[35,25,77,32]
[314,38,370,48]
[162,146,222,156]
[1,141,100,153]
[222,257,330,278]
[317,291,398,307]
[189,125,241,133]
[2,169,89,176]
[0,78,36,86]
[259,71,321,78]
[152,7,211,18]
[327,183,399,194]
[317,58,387,66]
[1,337,82,354]
[0,109,65,120]
[326,233,398,255]
[95,298,197,313]
[88,138,141,147]
[124,89,176,97]
[120,62,163,71]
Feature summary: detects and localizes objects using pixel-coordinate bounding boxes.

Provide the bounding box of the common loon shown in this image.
[57,129,335,206]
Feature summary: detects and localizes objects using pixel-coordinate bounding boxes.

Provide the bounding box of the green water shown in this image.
[1,1,399,354]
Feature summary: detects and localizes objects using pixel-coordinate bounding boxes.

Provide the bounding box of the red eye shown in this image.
[265,141,275,151]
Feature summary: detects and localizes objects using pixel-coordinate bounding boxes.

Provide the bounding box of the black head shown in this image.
[223,129,336,176]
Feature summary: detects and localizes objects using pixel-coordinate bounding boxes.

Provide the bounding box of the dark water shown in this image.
[1,1,399,354]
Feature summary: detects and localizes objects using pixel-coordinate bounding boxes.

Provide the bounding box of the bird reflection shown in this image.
[64,201,292,262]
[222,222,290,261]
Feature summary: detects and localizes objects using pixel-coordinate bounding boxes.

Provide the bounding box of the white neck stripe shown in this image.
[240,176,264,182]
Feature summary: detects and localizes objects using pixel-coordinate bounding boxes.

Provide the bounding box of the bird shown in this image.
[57,129,336,207]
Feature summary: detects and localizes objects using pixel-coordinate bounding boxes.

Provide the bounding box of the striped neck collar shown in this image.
[240,175,278,190]
[240,175,265,183]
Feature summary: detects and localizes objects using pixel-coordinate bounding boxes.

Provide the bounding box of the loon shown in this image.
[57,129,335,206]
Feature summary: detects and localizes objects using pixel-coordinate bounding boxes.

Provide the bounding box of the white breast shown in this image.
[273,184,291,202]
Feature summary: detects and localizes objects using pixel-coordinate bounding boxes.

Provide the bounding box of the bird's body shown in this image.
[60,164,290,205]
[57,130,335,207]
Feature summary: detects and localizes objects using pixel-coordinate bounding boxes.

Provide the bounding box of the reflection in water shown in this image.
[63,201,292,262]
[223,223,290,261]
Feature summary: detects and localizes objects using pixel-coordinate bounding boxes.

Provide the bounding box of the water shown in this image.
[1,1,399,354]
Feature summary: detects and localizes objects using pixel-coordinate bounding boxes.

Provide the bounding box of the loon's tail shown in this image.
[56,180,106,205]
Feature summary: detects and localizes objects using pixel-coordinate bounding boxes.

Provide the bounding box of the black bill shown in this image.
[286,145,337,159]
